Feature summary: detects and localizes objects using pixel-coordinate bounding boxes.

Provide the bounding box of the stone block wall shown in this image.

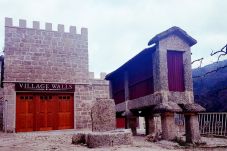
[92,79,109,99]
[153,35,193,104]
[0,59,3,130]
[4,17,89,83]
[3,83,16,132]
[74,79,109,129]
[74,82,109,130]
[2,18,109,132]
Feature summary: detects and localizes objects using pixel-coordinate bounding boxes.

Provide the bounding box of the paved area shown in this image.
[0,130,227,151]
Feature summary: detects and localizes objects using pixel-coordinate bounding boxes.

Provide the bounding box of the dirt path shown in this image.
[0,130,226,151]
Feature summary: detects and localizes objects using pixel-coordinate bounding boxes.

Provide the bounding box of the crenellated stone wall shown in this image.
[4,17,89,83]
[2,18,109,132]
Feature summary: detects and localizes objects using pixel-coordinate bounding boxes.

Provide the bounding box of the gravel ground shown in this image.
[0,130,227,151]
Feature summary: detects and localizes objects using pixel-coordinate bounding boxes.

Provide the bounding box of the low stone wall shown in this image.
[72,129,133,148]
[86,130,132,148]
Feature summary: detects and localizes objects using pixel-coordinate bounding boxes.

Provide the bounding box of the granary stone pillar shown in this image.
[124,71,137,135]
[161,112,176,140]
[145,114,156,135]
[153,102,182,140]
[180,103,205,143]
[128,116,137,136]
[185,113,201,143]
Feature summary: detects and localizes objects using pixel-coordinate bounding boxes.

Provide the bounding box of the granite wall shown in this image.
[3,18,109,132]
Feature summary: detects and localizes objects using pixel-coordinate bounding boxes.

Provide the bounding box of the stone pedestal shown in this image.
[185,113,201,143]
[73,98,133,148]
[161,112,176,140]
[86,129,132,148]
[91,99,116,132]
[145,115,156,135]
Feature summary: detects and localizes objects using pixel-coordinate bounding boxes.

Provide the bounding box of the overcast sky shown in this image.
[0,0,227,78]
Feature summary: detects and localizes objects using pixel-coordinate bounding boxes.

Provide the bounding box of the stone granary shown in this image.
[105,27,205,143]
[0,18,109,133]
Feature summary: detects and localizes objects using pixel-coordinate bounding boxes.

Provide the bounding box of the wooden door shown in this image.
[36,95,55,131]
[167,51,185,91]
[57,94,74,129]
[16,93,74,132]
[16,94,34,132]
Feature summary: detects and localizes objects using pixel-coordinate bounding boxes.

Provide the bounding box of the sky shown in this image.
[0,0,227,78]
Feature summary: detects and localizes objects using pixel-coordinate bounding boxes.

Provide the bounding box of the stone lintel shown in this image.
[128,93,162,110]
[115,102,126,112]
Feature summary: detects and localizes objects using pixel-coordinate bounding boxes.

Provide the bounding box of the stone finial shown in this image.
[45,23,52,31]
[33,21,40,29]
[58,24,64,32]
[19,19,26,28]
[5,17,13,26]
[81,27,88,36]
[70,26,76,34]
[91,99,116,132]
[89,72,94,79]
[100,72,107,80]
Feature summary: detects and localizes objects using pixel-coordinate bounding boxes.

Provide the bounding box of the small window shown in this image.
[40,96,43,100]
[67,96,70,99]
[25,96,28,100]
[44,96,48,100]
[63,96,66,99]
[20,96,24,100]
[59,96,62,99]
[29,96,33,100]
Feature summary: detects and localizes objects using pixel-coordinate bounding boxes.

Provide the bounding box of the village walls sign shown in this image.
[15,83,75,92]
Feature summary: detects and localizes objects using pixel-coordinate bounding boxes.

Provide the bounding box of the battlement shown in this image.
[89,72,107,80]
[5,17,87,36]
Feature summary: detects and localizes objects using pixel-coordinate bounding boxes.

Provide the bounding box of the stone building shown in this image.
[0,17,204,143]
[0,18,109,132]
[105,27,205,143]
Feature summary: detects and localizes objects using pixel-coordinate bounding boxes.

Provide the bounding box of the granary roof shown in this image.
[105,46,156,80]
[105,26,197,80]
[148,26,197,46]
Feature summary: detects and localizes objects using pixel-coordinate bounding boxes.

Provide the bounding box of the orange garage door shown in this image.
[16,93,74,132]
